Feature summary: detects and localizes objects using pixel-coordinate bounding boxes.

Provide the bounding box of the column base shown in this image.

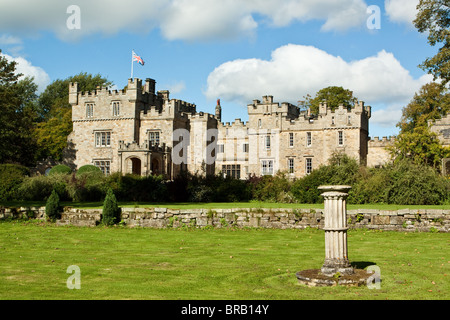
[321,258,354,276]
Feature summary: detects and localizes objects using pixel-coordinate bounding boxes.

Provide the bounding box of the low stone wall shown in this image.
[1,206,449,232]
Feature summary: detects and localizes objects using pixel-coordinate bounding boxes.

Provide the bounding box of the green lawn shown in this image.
[0,220,448,300]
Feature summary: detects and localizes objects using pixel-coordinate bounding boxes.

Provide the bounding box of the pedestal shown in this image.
[296,185,372,287]
[319,185,353,276]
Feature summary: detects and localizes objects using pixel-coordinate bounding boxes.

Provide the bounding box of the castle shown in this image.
[67,77,393,179]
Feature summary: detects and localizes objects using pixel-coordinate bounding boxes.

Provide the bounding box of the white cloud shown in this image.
[204,44,433,126]
[165,81,186,94]
[385,0,420,27]
[0,53,50,93]
[0,0,371,41]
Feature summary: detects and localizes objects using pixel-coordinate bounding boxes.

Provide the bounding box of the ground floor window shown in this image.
[288,158,294,174]
[261,160,273,175]
[222,164,241,179]
[94,160,111,175]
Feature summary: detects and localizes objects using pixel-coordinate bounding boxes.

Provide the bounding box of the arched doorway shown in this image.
[130,158,141,175]
[151,158,160,175]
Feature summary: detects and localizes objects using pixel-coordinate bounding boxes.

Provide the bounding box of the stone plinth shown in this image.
[296,185,372,287]
[319,185,353,276]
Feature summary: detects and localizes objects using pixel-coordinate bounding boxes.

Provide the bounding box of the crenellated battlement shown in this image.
[368,136,395,147]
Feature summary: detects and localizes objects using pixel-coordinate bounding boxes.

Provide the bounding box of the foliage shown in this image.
[45,189,61,222]
[414,0,450,85]
[105,173,168,202]
[0,164,30,201]
[304,86,356,115]
[397,82,450,133]
[291,153,359,203]
[0,51,39,166]
[389,125,450,169]
[76,165,102,176]
[48,164,72,176]
[35,72,112,161]
[248,172,293,202]
[101,188,121,226]
[18,173,70,202]
[384,159,449,205]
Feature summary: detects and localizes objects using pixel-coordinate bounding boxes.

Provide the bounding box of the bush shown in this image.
[45,189,61,222]
[385,159,449,205]
[18,174,70,201]
[48,164,72,176]
[76,165,102,176]
[0,164,30,201]
[249,172,292,202]
[102,188,121,226]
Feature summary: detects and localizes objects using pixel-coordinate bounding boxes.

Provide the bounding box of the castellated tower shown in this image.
[67,76,374,179]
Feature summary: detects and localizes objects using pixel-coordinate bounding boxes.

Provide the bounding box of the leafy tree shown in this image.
[389,125,450,169]
[304,86,356,115]
[35,72,112,161]
[0,50,39,166]
[397,82,450,133]
[414,0,450,85]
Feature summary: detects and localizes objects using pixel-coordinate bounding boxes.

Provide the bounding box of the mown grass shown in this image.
[0,220,448,300]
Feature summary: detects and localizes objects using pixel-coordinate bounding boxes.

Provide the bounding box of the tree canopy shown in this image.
[35,72,112,161]
[414,0,450,85]
[304,86,356,115]
[0,50,39,166]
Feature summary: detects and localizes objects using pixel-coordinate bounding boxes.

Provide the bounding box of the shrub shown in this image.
[76,165,102,176]
[18,174,70,201]
[45,189,61,222]
[385,159,449,205]
[102,188,121,226]
[249,172,292,202]
[0,164,30,201]
[48,164,72,176]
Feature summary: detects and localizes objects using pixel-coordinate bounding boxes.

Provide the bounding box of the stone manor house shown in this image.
[67,77,394,179]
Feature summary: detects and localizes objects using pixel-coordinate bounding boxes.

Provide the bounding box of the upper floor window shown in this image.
[306,132,312,147]
[112,101,120,117]
[243,143,249,153]
[86,103,94,118]
[289,133,294,147]
[265,135,271,150]
[95,131,111,148]
[149,131,160,146]
[338,131,344,146]
[218,144,224,153]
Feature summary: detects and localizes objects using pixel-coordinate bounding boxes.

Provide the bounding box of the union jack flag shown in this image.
[132,50,145,66]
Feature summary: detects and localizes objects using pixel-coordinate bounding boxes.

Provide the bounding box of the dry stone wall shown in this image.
[1,206,448,232]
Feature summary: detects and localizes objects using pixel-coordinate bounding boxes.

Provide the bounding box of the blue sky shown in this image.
[0,0,438,138]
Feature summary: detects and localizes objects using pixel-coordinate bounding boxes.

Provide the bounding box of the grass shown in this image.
[3,200,450,210]
[0,220,448,300]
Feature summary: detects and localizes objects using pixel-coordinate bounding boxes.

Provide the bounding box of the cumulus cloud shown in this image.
[0,0,371,41]
[385,0,420,27]
[204,44,433,126]
[0,52,51,92]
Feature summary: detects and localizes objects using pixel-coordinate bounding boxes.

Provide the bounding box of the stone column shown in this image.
[319,185,354,276]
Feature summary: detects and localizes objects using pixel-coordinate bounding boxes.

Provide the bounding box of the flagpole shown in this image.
[131,50,134,79]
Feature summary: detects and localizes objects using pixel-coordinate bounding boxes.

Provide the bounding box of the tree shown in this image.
[102,188,121,226]
[414,0,450,85]
[397,82,450,133]
[389,125,450,169]
[45,189,61,222]
[35,72,112,161]
[0,50,39,166]
[305,86,356,115]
